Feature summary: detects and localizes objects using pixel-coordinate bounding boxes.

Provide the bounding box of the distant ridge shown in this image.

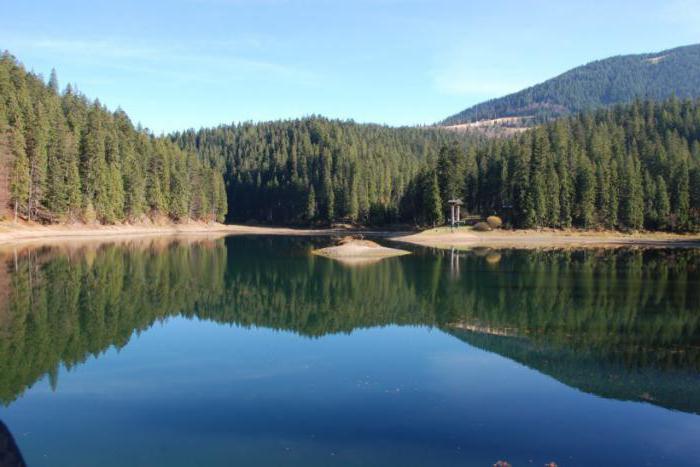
[442,43,700,127]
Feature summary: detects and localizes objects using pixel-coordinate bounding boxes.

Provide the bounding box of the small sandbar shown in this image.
[312,238,410,265]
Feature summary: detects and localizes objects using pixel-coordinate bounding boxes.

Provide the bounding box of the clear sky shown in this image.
[3,0,700,133]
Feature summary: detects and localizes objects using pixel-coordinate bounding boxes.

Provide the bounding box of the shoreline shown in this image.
[1,222,700,249]
[391,227,700,250]
[0,222,344,246]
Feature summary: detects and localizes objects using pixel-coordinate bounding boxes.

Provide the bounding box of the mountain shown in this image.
[442,44,700,128]
[3,48,699,231]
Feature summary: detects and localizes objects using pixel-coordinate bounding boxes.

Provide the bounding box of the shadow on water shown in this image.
[0,420,25,467]
[0,235,699,413]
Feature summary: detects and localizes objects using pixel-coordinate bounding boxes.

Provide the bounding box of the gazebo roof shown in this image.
[447,199,463,205]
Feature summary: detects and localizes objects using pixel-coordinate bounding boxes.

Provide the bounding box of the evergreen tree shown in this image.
[10,126,29,221]
[620,156,644,230]
[672,158,690,230]
[306,185,317,221]
[576,154,596,228]
[424,170,444,226]
[655,176,671,229]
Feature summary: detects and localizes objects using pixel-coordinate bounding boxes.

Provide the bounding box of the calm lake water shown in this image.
[1,236,699,466]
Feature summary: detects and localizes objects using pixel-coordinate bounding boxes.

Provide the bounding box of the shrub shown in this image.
[473,221,492,232]
[486,215,503,229]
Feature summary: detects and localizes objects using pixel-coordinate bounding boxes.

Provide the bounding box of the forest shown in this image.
[178,99,700,232]
[418,98,700,231]
[172,119,475,225]
[442,43,700,125]
[3,50,700,232]
[0,52,227,223]
[408,98,700,231]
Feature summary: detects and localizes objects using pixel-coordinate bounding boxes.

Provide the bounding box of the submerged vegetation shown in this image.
[1,237,699,412]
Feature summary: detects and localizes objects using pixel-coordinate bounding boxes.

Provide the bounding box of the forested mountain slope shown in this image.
[427,98,700,231]
[172,120,476,225]
[0,52,227,224]
[442,44,700,127]
[3,50,700,232]
[176,99,700,231]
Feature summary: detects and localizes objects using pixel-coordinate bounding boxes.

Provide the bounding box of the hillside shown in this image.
[2,49,699,231]
[0,52,227,224]
[442,43,700,127]
[172,119,476,225]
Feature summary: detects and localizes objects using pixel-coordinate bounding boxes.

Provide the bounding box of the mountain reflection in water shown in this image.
[0,236,699,415]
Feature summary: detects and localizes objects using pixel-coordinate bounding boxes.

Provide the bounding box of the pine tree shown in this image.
[25,100,49,220]
[48,68,59,95]
[45,101,71,217]
[215,172,227,222]
[672,158,690,230]
[558,157,573,228]
[529,128,549,225]
[620,156,644,230]
[306,185,317,221]
[576,153,596,228]
[655,175,671,229]
[423,170,444,226]
[10,127,29,221]
[436,142,465,207]
[348,176,359,221]
[643,170,658,226]
[512,141,534,228]
[321,149,334,222]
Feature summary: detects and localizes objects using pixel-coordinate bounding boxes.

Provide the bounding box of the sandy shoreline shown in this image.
[1,223,700,249]
[0,222,341,246]
[392,227,700,250]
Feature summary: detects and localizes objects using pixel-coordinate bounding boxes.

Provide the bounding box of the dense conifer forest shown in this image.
[0,53,227,223]
[2,51,700,231]
[177,99,700,231]
[172,120,476,225]
[443,43,700,125]
[435,98,700,231]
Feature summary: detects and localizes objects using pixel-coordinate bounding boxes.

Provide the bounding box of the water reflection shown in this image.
[0,420,26,467]
[1,236,699,413]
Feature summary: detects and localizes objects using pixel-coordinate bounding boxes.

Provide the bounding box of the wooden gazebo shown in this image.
[447,199,463,229]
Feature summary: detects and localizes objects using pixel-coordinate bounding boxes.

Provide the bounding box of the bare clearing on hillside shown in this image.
[441,116,532,137]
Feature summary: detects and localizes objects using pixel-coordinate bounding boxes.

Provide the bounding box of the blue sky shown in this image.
[3,0,700,133]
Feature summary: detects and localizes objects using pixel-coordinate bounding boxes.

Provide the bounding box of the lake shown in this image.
[1,236,699,466]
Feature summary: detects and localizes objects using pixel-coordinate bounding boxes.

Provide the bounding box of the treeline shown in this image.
[4,50,700,231]
[408,98,700,231]
[172,118,475,225]
[0,52,227,223]
[442,43,700,125]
